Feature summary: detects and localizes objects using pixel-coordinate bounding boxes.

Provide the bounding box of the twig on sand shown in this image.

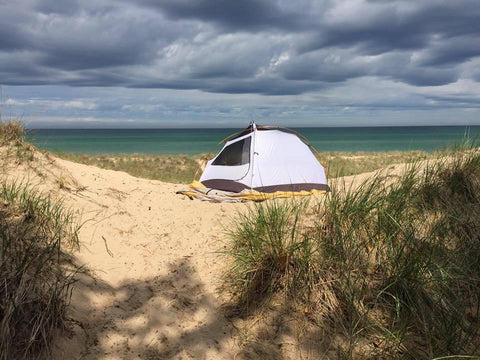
[102,235,114,257]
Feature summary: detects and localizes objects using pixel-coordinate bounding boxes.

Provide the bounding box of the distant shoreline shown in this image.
[25,126,480,156]
[26,125,480,130]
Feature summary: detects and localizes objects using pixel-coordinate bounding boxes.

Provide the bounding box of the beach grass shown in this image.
[54,150,437,185]
[221,199,316,311]
[55,153,200,184]
[0,119,35,163]
[222,148,480,358]
[0,121,80,360]
[316,150,435,177]
[0,181,80,360]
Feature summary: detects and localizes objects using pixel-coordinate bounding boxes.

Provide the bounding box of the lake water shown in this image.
[26,126,480,155]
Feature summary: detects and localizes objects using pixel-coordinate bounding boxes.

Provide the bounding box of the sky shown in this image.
[1,0,480,128]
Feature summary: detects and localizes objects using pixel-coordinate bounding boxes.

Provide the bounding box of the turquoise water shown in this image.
[26,127,480,155]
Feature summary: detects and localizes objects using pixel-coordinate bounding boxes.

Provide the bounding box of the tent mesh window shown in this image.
[212,136,251,166]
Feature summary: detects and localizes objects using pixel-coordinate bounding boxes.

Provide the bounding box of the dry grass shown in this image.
[56,153,200,184]
[0,120,35,163]
[0,120,25,145]
[317,150,436,178]
[56,150,438,185]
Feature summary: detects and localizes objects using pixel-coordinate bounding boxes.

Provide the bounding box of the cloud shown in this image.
[5,98,97,110]
[278,49,366,83]
[416,36,480,66]
[1,0,480,127]
[134,0,306,32]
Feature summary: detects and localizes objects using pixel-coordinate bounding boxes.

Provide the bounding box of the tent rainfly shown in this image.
[178,123,329,202]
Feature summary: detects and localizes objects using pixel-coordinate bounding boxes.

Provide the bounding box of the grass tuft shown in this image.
[222,200,316,312]
[0,120,35,162]
[0,120,25,145]
[0,181,79,360]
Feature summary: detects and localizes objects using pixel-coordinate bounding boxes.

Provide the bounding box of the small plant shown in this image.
[57,177,66,190]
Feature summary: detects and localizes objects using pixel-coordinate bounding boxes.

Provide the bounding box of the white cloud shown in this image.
[3,98,97,110]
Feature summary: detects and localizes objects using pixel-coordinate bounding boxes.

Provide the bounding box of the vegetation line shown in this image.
[54,149,441,184]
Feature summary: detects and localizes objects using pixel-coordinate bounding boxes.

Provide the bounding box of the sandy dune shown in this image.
[2,150,246,359]
[1,149,406,359]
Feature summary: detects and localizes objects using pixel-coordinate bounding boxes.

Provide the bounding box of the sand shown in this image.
[1,148,410,359]
[1,149,243,359]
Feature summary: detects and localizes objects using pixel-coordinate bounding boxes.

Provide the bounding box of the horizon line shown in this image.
[26,124,480,130]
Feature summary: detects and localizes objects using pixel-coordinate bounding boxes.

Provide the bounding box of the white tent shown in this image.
[179,123,329,201]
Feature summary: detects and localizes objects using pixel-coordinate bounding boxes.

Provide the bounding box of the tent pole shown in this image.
[249,122,257,190]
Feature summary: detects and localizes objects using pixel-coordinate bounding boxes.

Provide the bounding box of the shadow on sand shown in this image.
[57,257,335,359]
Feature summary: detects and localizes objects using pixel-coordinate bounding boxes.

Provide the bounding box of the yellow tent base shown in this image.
[177,181,327,202]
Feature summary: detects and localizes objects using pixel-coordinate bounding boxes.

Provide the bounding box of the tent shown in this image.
[178,123,329,202]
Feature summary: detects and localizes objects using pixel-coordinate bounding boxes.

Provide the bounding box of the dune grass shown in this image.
[1,121,80,360]
[317,150,435,178]
[222,148,480,358]
[222,200,316,311]
[55,150,436,185]
[56,153,200,184]
[0,119,35,163]
[0,120,25,145]
[0,181,80,360]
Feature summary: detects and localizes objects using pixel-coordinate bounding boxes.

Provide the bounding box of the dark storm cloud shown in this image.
[0,8,34,51]
[38,35,153,71]
[31,5,183,71]
[299,16,428,55]
[128,76,321,96]
[418,36,480,66]
[364,52,462,86]
[1,0,479,99]
[395,67,459,87]
[0,24,28,51]
[298,0,480,65]
[135,0,305,32]
[205,77,324,96]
